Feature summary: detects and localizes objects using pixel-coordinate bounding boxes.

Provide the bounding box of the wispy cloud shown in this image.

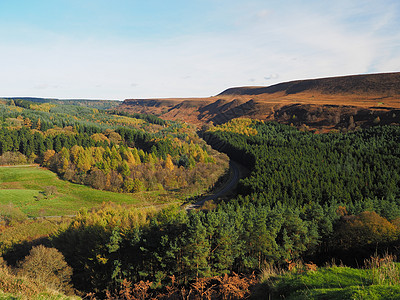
[0,0,399,99]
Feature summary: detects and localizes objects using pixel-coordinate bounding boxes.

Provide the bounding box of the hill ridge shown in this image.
[118,72,400,131]
[218,72,400,96]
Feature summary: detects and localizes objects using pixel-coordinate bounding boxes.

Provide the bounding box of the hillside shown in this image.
[219,72,400,96]
[0,98,228,216]
[118,72,400,131]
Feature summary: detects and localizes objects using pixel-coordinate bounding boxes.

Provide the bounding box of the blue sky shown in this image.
[0,0,399,100]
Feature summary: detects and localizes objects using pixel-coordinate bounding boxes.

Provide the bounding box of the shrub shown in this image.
[35,193,45,201]
[17,245,73,293]
[44,185,57,197]
[333,211,397,250]
[0,151,28,165]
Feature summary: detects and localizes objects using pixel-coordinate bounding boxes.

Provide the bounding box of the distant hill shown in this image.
[118,72,400,132]
[219,72,400,96]
[1,97,121,110]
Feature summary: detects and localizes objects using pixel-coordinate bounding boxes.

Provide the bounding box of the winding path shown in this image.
[185,160,245,210]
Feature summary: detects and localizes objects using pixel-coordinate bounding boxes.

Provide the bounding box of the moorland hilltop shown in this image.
[119,72,400,131]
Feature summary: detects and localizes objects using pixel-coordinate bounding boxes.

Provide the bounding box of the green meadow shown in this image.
[257,264,400,299]
[0,165,175,217]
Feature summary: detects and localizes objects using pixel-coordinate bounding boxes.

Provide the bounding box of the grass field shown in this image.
[256,263,400,299]
[0,165,179,217]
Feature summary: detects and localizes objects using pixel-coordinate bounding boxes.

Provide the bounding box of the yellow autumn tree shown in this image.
[23,117,32,128]
[91,133,109,144]
[165,154,174,171]
[70,145,84,164]
[76,148,93,172]
[36,118,41,130]
[125,150,136,166]
[43,149,56,166]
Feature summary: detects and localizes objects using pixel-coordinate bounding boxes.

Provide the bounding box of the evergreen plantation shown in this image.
[1,99,400,298]
[203,119,400,264]
[204,118,400,208]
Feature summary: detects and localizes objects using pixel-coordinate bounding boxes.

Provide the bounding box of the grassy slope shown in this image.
[0,166,176,217]
[259,265,400,300]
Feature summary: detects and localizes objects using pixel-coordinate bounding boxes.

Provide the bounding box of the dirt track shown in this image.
[185,160,245,210]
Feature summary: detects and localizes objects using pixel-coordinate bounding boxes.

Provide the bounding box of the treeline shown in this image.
[1,100,154,133]
[108,110,167,125]
[1,101,109,132]
[0,126,109,158]
[44,143,219,193]
[4,97,120,110]
[4,198,400,297]
[49,203,320,294]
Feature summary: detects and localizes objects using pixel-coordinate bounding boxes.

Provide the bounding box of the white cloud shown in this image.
[0,0,399,99]
[264,74,279,81]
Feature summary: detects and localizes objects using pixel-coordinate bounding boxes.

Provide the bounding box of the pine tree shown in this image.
[182,212,210,281]
[120,161,131,177]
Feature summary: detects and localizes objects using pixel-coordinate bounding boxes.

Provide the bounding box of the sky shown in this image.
[0,0,399,100]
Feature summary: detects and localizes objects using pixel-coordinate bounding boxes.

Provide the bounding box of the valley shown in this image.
[1,72,400,299]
